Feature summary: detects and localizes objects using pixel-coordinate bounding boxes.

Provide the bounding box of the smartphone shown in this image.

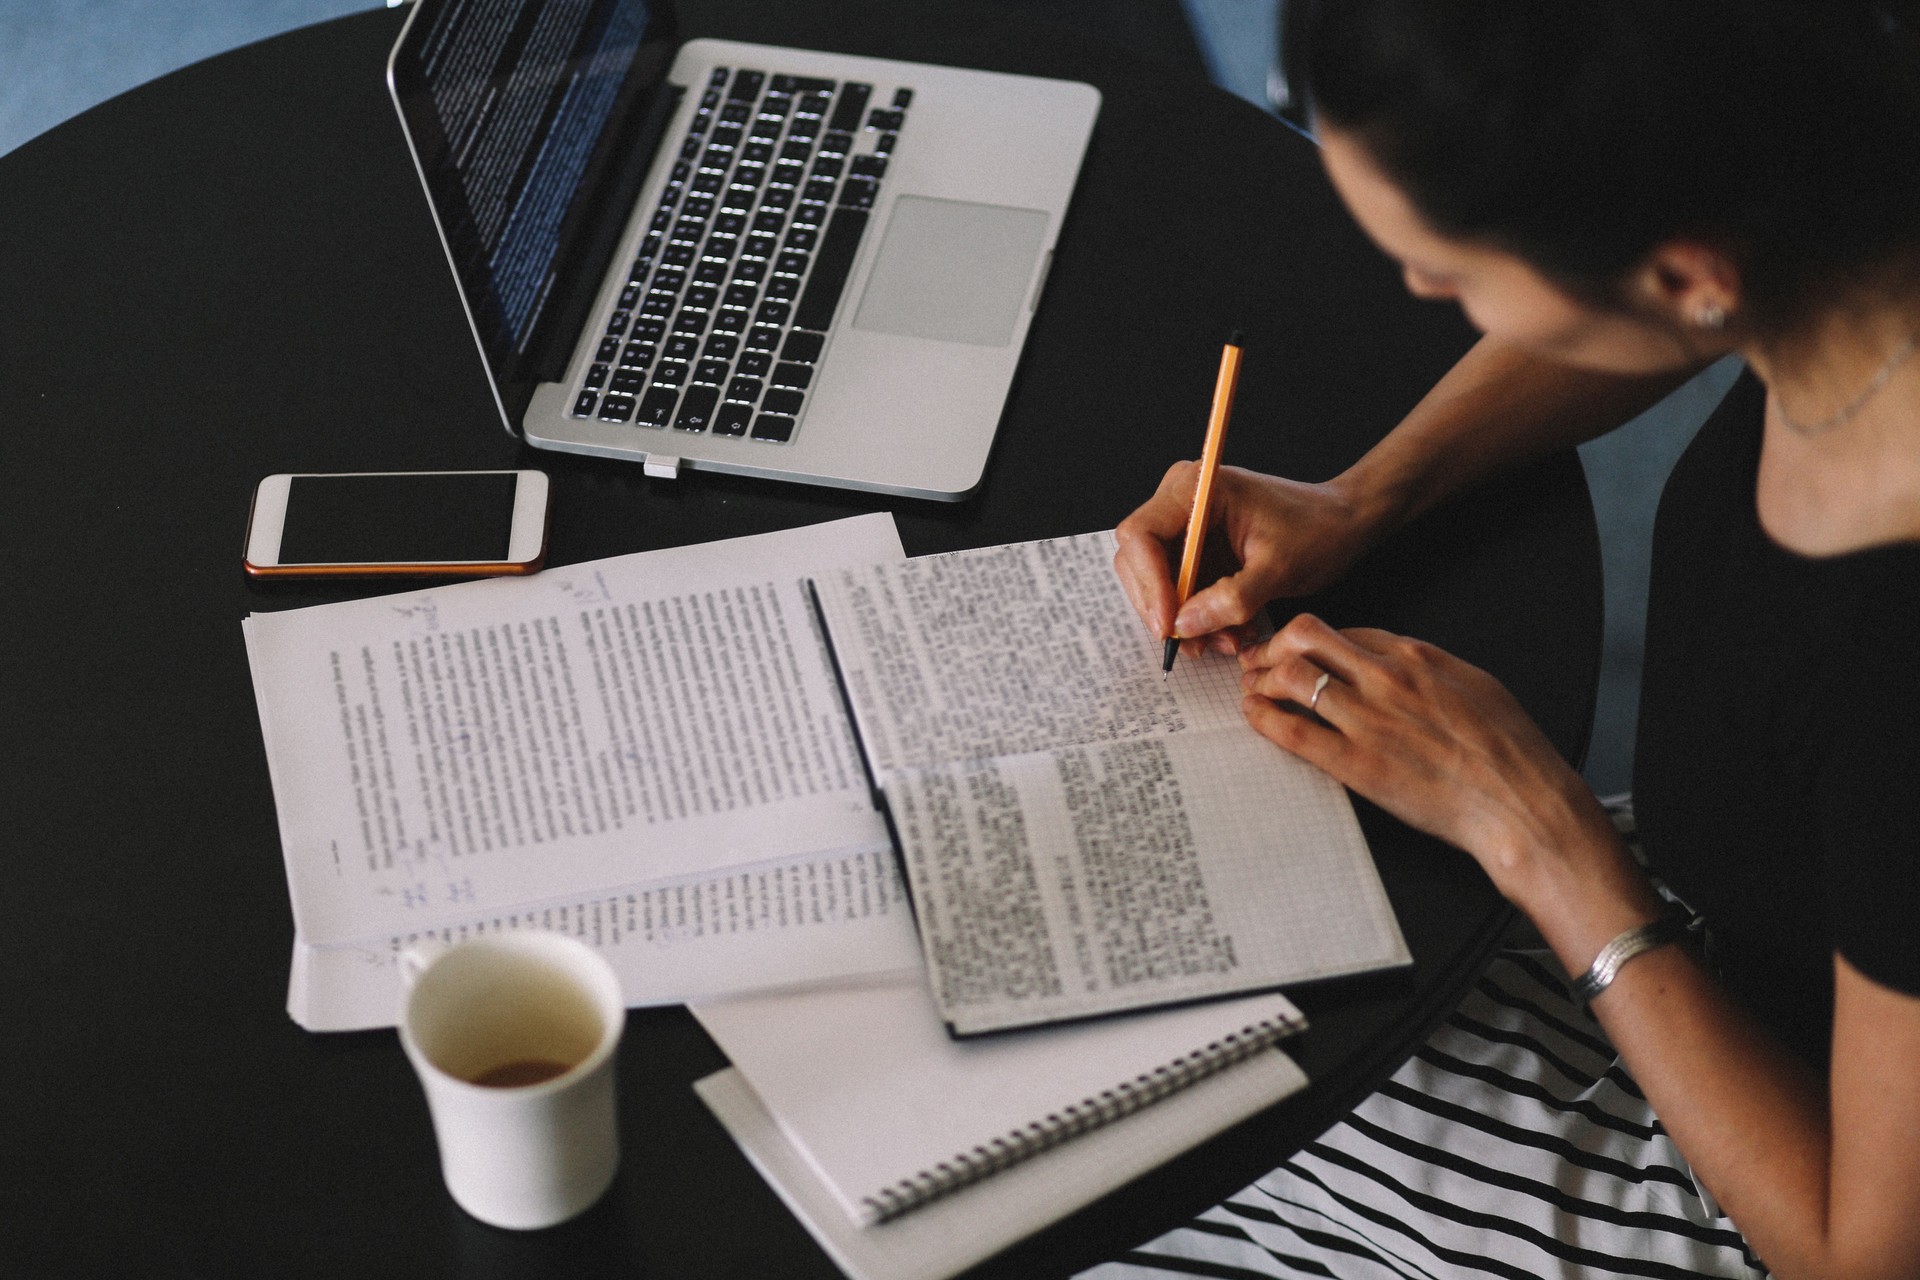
[244,470,550,579]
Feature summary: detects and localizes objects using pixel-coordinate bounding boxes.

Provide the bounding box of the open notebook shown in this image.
[808,532,1411,1035]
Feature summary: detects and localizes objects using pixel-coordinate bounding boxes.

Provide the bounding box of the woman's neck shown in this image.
[1746,298,1920,557]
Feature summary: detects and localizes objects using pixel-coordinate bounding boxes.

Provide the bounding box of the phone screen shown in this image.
[279,472,519,564]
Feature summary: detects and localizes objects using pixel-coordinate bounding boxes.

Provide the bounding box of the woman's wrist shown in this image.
[1490,787,1668,976]
[1328,446,1425,550]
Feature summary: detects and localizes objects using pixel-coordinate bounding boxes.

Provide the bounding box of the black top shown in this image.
[1636,370,1920,1067]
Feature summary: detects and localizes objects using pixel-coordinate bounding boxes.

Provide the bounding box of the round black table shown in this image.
[0,5,1600,1277]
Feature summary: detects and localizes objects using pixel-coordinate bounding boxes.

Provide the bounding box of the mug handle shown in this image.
[399,937,451,989]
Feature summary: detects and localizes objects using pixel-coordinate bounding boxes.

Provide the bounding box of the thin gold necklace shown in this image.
[1773,332,1919,437]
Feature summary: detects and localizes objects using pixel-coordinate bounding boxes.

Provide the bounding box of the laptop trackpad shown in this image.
[853,196,1050,347]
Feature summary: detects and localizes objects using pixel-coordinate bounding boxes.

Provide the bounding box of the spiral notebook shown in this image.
[690,973,1307,1235]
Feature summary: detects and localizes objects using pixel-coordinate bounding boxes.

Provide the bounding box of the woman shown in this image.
[1093,2,1920,1277]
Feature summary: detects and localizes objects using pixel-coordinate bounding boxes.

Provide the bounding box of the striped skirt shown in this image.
[1076,951,1769,1280]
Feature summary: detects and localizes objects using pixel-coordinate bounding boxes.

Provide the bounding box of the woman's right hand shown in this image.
[1112,461,1384,657]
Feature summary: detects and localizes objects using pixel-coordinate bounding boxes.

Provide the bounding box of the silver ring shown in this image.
[1308,671,1331,714]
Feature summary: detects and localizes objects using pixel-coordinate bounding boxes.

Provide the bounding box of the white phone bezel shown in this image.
[244,470,550,573]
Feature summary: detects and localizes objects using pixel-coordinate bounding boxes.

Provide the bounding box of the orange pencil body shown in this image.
[1172,339,1244,607]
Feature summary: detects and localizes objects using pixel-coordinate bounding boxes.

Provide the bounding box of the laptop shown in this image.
[387,0,1099,501]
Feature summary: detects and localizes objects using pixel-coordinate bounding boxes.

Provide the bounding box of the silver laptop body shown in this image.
[389,2,1099,501]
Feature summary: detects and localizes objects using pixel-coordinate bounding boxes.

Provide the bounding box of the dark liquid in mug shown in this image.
[469,1058,574,1088]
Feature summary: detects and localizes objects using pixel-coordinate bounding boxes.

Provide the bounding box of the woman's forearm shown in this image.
[1334,336,1699,537]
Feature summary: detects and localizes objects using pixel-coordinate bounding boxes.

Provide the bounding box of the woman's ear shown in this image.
[1634,239,1745,333]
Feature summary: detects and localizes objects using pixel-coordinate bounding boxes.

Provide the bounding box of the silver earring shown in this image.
[1695,303,1727,331]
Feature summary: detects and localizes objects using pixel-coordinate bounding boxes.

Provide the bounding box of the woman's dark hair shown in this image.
[1299,0,1920,335]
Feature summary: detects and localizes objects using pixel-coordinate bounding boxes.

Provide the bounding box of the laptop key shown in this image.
[850,154,887,180]
[585,363,610,390]
[782,329,826,363]
[762,388,805,416]
[839,177,877,210]
[664,333,700,361]
[745,324,782,351]
[573,390,600,417]
[765,276,798,302]
[829,84,873,133]
[636,386,678,428]
[694,358,729,384]
[609,369,646,395]
[676,385,720,432]
[728,70,764,102]
[751,414,797,442]
[597,394,636,423]
[714,402,753,438]
[794,208,867,331]
[771,362,814,389]
[653,361,688,387]
[729,376,764,402]
[737,349,773,377]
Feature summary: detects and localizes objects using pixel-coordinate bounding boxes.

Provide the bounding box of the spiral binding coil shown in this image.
[857,1008,1306,1225]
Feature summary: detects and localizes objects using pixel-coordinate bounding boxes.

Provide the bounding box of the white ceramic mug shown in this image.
[398,931,625,1230]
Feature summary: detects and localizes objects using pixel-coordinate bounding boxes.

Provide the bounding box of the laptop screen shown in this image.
[390,0,677,398]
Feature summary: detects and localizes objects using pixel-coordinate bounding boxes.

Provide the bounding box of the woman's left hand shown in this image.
[1238,613,1639,921]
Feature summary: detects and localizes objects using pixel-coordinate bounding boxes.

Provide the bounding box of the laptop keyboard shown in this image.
[570,68,913,444]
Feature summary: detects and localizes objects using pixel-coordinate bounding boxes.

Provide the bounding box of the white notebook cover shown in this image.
[696,1048,1305,1280]
[691,974,1306,1228]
